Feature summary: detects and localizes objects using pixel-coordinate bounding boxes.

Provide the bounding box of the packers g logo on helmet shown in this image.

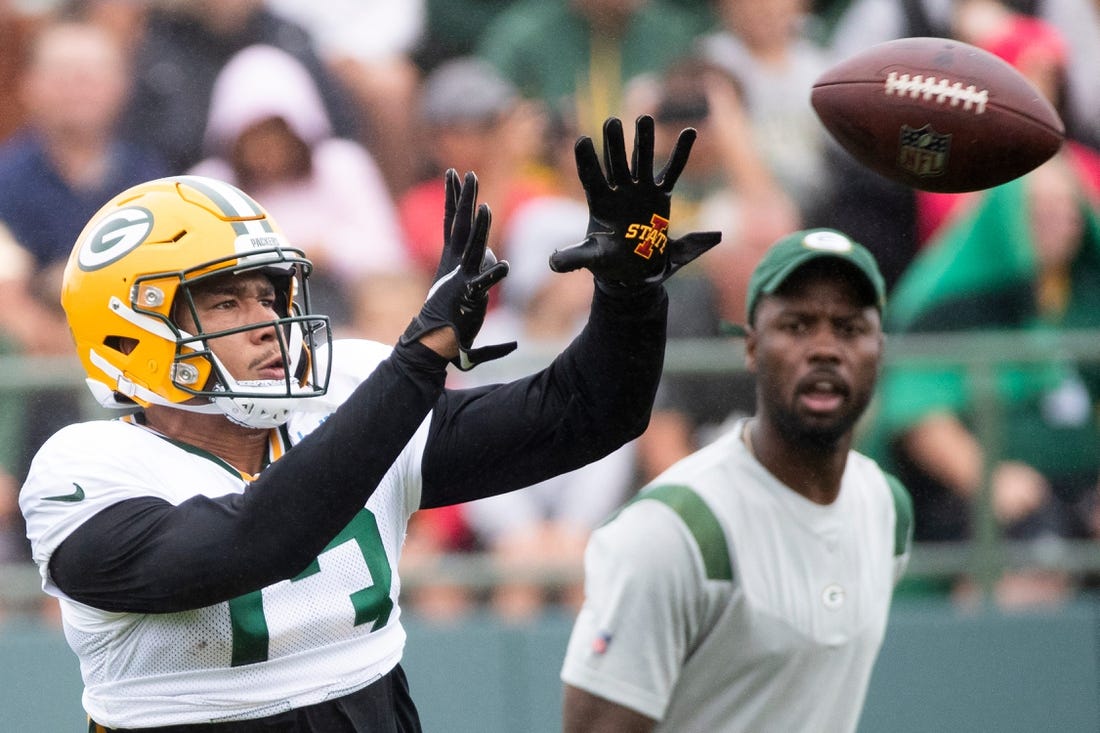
[76,207,155,271]
[62,175,332,428]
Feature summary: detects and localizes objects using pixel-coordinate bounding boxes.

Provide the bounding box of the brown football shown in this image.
[811,36,1064,193]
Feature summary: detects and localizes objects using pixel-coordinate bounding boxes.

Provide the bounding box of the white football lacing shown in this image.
[884,72,989,114]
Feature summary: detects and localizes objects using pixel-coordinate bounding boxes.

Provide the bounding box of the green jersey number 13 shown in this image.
[227,508,392,666]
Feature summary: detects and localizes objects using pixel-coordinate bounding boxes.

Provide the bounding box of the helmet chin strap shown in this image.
[164,400,225,416]
[211,379,299,429]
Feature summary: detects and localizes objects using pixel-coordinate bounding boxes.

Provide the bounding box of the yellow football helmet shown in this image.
[61,175,331,428]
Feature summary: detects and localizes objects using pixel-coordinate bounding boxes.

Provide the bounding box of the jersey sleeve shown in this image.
[20,422,179,581]
[885,472,915,584]
[560,499,727,721]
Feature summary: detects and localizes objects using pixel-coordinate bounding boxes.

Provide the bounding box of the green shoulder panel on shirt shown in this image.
[885,472,914,557]
[626,484,733,582]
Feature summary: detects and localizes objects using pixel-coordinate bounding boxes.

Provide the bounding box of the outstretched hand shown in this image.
[549,115,722,288]
[400,169,516,370]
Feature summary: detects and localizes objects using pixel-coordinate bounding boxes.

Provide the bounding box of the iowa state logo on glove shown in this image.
[548,115,721,287]
[628,214,670,260]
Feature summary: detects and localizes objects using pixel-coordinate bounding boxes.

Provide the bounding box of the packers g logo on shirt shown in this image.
[77,207,155,271]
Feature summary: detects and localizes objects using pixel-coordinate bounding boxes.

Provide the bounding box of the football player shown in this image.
[19,116,719,730]
[561,229,913,733]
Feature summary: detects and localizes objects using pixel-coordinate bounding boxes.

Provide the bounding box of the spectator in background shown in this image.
[0,2,40,143]
[0,15,169,483]
[805,0,862,44]
[267,0,426,197]
[697,0,833,219]
[76,0,150,59]
[189,44,409,334]
[648,57,801,326]
[399,57,549,278]
[0,15,168,270]
[477,0,701,139]
[417,0,515,71]
[826,0,953,57]
[873,156,1100,608]
[347,270,434,347]
[0,220,70,403]
[118,0,357,174]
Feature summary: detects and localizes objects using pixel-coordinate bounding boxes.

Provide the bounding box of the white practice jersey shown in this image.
[20,340,432,727]
[561,419,912,733]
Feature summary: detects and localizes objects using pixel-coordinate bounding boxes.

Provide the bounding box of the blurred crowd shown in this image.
[2,0,1100,621]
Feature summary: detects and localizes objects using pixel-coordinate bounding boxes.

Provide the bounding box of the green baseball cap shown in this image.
[744,228,886,324]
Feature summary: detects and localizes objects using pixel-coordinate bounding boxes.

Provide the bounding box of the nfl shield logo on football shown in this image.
[897,124,951,178]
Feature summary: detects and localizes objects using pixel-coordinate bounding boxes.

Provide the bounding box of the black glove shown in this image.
[400,169,515,370]
[549,115,722,288]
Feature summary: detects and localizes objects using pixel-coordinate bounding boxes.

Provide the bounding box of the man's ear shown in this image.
[743,326,757,373]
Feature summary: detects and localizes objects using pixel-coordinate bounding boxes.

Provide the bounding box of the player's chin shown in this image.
[795,410,858,447]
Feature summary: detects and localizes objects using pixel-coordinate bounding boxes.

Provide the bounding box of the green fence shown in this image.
[3,599,1099,732]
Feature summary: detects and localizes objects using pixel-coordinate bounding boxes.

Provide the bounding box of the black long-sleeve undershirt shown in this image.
[419,283,667,507]
[49,341,448,613]
[48,284,668,613]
